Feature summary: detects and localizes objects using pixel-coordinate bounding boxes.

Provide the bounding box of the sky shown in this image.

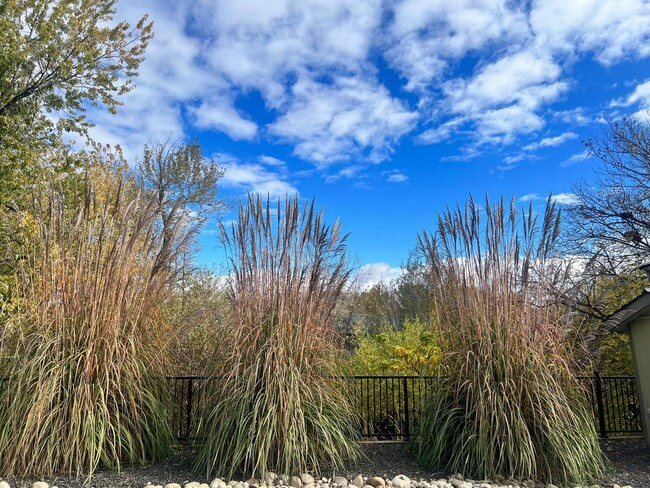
[86,0,650,287]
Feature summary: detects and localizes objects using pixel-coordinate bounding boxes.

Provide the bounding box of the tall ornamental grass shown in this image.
[194,195,359,479]
[0,171,178,477]
[413,195,605,485]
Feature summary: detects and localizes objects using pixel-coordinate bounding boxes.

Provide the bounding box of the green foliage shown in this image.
[351,320,439,375]
[161,269,232,376]
[413,195,605,485]
[0,163,183,478]
[600,333,634,376]
[0,0,152,205]
[194,195,359,479]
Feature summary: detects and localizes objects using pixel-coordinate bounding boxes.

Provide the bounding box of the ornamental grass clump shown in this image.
[193,195,360,479]
[0,169,178,478]
[413,195,605,486]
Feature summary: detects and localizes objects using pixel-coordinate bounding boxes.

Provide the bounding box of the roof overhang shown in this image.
[603,290,650,332]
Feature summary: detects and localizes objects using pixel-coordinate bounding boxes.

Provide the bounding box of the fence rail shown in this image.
[170,373,642,442]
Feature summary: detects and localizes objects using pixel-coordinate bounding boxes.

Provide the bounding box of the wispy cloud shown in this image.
[518,192,578,205]
[355,262,403,291]
[214,153,298,197]
[523,132,578,151]
[561,150,592,167]
[550,193,579,205]
[386,171,409,183]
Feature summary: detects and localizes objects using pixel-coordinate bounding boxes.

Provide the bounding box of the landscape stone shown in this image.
[333,477,348,486]
[362,485,375,488]
[390,476,409,488]
[289,476,303,488]
[0,483,9,488]
[185,483,200,488]
[301,475,315,484]
[367,477,385,488]
[199,485,210,488]
[351,476,364,488]
[264,474,279,486]
[32,483,49,488]
[164,484,182,488]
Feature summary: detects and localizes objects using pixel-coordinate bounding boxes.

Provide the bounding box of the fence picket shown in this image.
[167,373,641,442]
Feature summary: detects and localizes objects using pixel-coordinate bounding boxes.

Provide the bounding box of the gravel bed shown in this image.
[2,439,648,488]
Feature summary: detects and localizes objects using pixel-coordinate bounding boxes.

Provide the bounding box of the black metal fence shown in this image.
[170,372,643,442]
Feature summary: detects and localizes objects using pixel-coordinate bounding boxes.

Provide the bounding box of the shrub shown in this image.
[413,195,605,485]
[351,319,439,375]
[0,164,179,477]
[193,194,359,479]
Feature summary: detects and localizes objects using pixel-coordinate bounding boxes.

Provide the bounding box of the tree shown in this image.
[0,0,153,204]
[569,115,650,274]
[563,116,650,365]
[135,139,225,281]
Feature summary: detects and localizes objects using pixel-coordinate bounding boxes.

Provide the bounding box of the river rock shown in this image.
[33,483,49,488]
[164,484,182,488]
[333,477,348,486]
[301,475,315,485]
[289,476,302,488]
[0,482,9,488]
[351,476,364,488]
[368,478,385,488]
[185,483,200,488]
[390,476,409,488]
[264,474,278,486]
[199,485,210,488]
[211,480,225,488]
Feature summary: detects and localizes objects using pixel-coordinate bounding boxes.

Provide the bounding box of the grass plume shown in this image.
[193,194,360,479]
[0,166,180,478]
[413,195,605,485]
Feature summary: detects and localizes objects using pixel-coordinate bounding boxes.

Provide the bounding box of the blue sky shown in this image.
[87,0,650,287]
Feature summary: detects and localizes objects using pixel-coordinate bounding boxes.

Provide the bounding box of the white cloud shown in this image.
[550,193,579,205]
[385,0,529,91]
[561,150,592,167]
[530,0,650,64]
[611,80,650,119]
[518,192,578,205]
[519,193,542,202]
[523,132,578,151]
[439,51,569,143]
[191,99,258,140]
[356,262,403,291]
[215,154,298,197]
[386,172,408,183]
[269,76,417,163]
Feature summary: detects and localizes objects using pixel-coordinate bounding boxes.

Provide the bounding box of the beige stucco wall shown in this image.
[629,317,650,446]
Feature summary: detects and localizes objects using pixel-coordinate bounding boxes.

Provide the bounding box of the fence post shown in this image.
[594,370,607,438]
[403,377,410,438]
[186,378,194,440]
